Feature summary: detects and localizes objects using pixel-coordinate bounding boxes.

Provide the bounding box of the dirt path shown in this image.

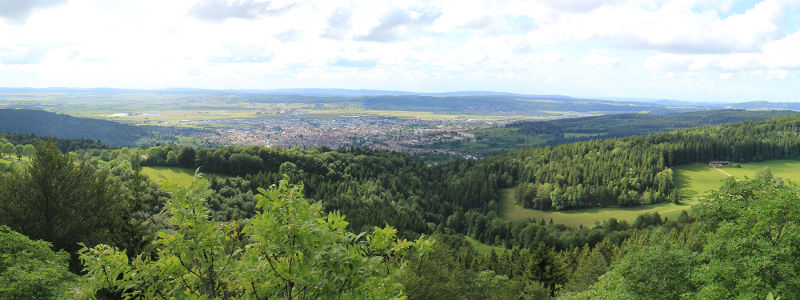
[712,166,739,181]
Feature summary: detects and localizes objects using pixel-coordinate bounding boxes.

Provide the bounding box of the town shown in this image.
[173,114,508,155]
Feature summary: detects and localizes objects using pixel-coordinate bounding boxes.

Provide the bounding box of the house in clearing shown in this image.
[709,161,731,168]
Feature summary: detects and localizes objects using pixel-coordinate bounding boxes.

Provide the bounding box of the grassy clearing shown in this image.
[465,236,508,255]
[141,166,232,189]
[724,159,800,183]
[140,166,232,188]
[141,166,198,188]
[673,160,800,198]
[673,163,729,198]
[499,188,697,227]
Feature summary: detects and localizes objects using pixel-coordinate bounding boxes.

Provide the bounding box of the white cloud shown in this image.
[188,0,299,23]
[0,0,68,25]
[581,50,621,69]
[0,0,799,101]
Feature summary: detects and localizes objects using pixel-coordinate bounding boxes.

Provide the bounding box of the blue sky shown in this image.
[1,0,800,102]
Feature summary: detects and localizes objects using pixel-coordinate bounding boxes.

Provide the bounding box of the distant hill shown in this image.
[424,109,799,158]
[726,101,800,110]
[0,109,154,146]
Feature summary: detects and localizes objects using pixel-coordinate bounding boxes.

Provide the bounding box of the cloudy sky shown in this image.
[1,0,800,101]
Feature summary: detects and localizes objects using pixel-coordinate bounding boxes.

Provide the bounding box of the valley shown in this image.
[4,103,800,299]
[5,0,800,297]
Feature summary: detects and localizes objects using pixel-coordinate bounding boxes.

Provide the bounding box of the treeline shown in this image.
[483,114,800,210]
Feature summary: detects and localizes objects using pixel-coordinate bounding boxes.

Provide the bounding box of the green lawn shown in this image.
[499,188,697,227]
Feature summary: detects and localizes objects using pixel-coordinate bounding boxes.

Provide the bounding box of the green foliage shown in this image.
[0,141,151,269]
[0,226,77,299]
[614,239,695,299]
[77,178,429,299]
[402,234,542,300]
[563,245,608,292]
[692,176,800,298]
[576,176,800,298]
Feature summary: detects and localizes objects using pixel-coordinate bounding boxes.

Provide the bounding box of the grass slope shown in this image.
[499,188,697,227]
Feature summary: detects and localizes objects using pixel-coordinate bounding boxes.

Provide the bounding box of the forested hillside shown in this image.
[428,109,798,157]
[477,114,800,210]
[0,109,168,146]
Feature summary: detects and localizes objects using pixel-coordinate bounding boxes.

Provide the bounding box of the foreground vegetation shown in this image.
[3,139,797,298]
[5,112,800,298]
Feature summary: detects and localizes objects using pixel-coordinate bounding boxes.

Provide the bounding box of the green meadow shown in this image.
[724,159,800,183]
[499,188,697,227]
[500,159,800,227]
[673,163,729,198]
[674,160,800,197]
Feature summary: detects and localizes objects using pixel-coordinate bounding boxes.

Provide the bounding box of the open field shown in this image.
[674,160,800,197]
[499,188,697,227]
[724,160,800,183]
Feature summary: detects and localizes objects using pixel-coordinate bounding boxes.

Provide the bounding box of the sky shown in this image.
[1,0,800,102]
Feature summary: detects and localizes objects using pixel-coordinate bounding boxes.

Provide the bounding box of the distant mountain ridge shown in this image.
[3,87,800,112]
